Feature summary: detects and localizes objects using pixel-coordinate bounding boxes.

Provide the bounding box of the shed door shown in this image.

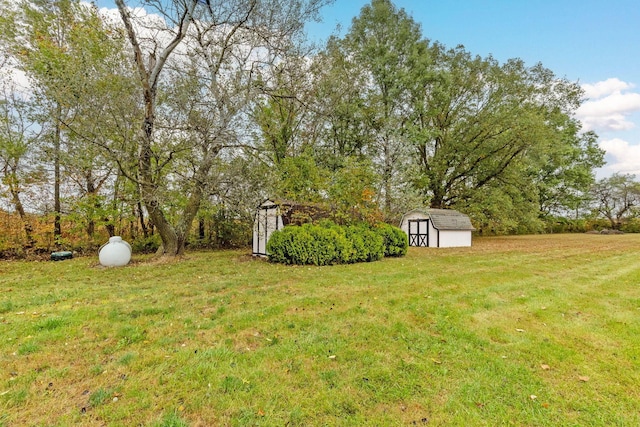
[253,205,280,256]
[408,219,429,247]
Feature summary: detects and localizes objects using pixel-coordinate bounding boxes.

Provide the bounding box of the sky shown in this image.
[95,0,640,178]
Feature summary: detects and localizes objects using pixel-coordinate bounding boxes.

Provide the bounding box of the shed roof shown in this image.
[404,208,476,231]
[256,198,332,226]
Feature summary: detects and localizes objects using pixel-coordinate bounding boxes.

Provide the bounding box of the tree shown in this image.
[327,157,382,224]
[12,0,81,243]
[312,37,376,171]
[408,44,603,231]
[114,0,332,256]
[533,117,604,219]
[0,77,43,247]
[591,173,640,229]
[252,56,319,167]
[320,0,432,218]
[1,0,135,244]
[272,153,326,202]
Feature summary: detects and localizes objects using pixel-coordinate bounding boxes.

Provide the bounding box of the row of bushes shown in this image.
[266,221,408,265]
[545,217,640,234]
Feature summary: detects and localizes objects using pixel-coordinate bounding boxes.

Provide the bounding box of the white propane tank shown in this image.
[99,236,132,267]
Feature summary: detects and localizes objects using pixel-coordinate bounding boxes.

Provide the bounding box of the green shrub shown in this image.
[345,224,384,262]
[267,221,394,265]
[375,223,408,257]
[265,227,306,265]
[344,225,368,263]
[621,218,640,233]
[305,223,339,265]
[545,216,590,233]
[315,221,354,264]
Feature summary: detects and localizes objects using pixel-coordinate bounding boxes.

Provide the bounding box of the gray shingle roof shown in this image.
[404,208,476,231]
[428,209,476,231]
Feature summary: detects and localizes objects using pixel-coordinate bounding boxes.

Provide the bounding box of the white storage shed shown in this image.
[252,199,284,257]
[252,199,330,256]
[399,208,475,248]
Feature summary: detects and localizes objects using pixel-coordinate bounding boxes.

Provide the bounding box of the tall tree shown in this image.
[0,77,43,247]
[1,0,133,243]
[408,44,604,231]
[15,0,79,243]
[312,37,375,171]
[115,0,332,256]
[322,0,432,218]
[532,116,604,218]
[252,56,318,167]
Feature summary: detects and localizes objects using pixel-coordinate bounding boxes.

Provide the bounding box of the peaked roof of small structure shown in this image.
[403,208,476,231]
[256,198,332,226]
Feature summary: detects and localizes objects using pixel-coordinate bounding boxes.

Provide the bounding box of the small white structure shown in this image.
[399,208,475,248]
[252,199,330,256]
[99,236,132,266]
[252,199,284,256]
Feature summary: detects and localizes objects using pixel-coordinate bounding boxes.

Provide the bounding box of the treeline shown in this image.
[0,0,635,258]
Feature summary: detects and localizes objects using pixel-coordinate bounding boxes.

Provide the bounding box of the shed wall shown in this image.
[252,202,284,256]
[439,230,472,248]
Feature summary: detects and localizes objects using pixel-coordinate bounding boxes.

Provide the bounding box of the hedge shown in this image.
[374,222,409,257]
[266,221,407,266]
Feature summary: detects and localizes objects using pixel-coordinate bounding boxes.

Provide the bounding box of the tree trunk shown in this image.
[105,222,115,237]
[430,191,445,209]
[429,176,446,208]
[85,171,98,238]
[198,217,205,241]
[137,201,148,238]
[138,99,182,256]
[116,0,195,257]
[139,177,181,256]
[8,181,35,249]
[54,105,62,246]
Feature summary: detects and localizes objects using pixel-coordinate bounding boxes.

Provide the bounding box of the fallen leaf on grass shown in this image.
[578,375,590,382]
[540,364,550,370]
[530,395,537,400]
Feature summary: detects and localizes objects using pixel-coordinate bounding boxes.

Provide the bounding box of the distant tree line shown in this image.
[0,0,635,258]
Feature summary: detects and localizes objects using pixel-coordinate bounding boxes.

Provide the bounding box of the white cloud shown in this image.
[576,79,640,132]
[582,78,634,99]
[579,112,636,132]
[578,92,640,117]
[598,138,640,176]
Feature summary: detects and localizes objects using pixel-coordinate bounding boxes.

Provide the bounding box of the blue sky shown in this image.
[97,0,640,177]
[309,0,639,84]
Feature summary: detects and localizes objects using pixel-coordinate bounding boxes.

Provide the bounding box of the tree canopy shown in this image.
[0,0,615,256]
[313,0,604,232]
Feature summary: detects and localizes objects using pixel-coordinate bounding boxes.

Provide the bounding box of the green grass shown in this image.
[1,234,639,426]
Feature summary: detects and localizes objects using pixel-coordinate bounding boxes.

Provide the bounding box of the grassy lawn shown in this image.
[1,234,639,426]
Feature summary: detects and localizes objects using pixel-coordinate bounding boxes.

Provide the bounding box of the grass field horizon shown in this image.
[1,234,639,426]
